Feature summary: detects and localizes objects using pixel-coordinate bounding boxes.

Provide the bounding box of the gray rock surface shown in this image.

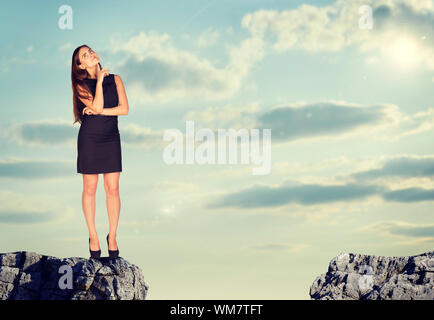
[0,251,149,300]
[310,250,433,300]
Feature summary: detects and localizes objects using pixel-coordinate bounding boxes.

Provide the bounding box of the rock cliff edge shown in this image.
[0,251,149,300]
[310,250,433,300]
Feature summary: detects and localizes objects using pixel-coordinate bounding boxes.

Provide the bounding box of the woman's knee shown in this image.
[83,183,97,196]
[104,183,119,196]
[83,177,98,196]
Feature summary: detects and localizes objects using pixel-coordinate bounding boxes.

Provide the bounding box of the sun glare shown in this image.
[385,36,420,68]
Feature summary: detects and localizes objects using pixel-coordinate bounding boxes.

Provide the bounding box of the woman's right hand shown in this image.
[82,106,99,115]
[97,66,110,83]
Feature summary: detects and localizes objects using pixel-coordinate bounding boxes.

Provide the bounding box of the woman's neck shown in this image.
[86,64,99,79]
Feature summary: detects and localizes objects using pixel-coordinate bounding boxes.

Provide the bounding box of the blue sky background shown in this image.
[0,0,433,299]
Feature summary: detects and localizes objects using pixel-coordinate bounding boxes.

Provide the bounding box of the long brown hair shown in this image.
[71,44,102,124]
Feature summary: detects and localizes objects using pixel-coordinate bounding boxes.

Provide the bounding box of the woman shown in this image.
[71,44,129,259]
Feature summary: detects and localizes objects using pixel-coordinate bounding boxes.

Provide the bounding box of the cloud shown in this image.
[359,220,434,242]
[183,100,426,144]
[382,187,434,203]
[0,190,74,224]
[3,119,77,147]
[388,224,434,238]
[109,29,265,104]
[121,123,166,149]
[272,157,354,176]
[100,0,432,106]
[207,183,384,209]
[208,171,434,209]
[197,27,221,47]
[387,108,434,141]
[196,25,233,48]
[4,100,432,152]
[241,5,346,52]
[3,120,164,150]
[351,155,434,181]
[257,101,401,142]
[0,159,73,179]
[0,211,54,224]
[182,100,434,146]
[241,0,434,69]
[110,31,231,103]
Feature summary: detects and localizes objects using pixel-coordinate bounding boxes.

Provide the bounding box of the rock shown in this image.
[0,251,149,300]
[310,251,433,300]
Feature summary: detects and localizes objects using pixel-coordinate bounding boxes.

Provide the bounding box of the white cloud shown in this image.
[197,28,221,47]
[106,0,434,106]
[241,0,434,69]
[108,29,265,104]
[378,107,434,142]
[109,31,234,103]
[196,26,234,48]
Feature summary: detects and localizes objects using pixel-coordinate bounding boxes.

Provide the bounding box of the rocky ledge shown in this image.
[310,250,433,300]
[0,251,149,300]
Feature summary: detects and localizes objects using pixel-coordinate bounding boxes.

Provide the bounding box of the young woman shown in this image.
[71,45,129,259]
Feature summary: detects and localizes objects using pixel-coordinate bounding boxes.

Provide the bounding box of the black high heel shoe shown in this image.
[89,237,101,259]
[106,234,119,259]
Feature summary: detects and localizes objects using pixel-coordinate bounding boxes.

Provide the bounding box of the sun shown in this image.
[384,36,420,68]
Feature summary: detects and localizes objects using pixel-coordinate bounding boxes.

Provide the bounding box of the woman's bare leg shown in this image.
[104,171,120,250]
[82,173,100,251]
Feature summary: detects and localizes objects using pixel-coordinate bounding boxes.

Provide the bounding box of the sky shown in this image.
[0,0,433,299]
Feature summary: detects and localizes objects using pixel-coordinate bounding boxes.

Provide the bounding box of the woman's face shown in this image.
[78,46,100,68]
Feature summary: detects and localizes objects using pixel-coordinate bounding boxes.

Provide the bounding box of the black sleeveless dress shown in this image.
[77,73,122,174]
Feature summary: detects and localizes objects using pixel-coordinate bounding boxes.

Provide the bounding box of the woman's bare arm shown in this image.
[100,75,129,116]
[77,80,104,114]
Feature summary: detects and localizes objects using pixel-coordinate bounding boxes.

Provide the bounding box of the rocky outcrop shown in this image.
[0,251,149,300]
[310,250,433,300]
